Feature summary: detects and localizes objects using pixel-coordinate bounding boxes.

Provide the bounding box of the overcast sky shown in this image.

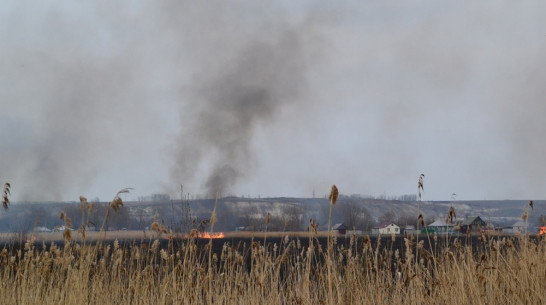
[1,1,545,202]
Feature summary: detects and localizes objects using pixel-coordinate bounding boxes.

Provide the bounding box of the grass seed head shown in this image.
[2,182,11,210]
[111,197,123,211]
[446,206,456,224]
[63,228,72,242]
[329,185,339,206]
[417,174,425,201]
[418,214,425,227]
[80,196,88,210]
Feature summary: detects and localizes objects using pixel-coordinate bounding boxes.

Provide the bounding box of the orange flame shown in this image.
[198,232,225,239]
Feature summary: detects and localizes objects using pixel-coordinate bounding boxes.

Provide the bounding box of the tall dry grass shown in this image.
[1,185,545,304]
[0,230,544,304]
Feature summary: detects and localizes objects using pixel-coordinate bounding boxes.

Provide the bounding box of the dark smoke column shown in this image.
[171,30,307,197]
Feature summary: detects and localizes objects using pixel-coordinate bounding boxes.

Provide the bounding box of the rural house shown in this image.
[502,221,528,235]
[372,222,400,235]
[459,216,486,234]
[332,223,348,235]
[427,218,453,234]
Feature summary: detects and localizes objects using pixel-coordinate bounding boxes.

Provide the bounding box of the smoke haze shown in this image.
[1,1,546,201]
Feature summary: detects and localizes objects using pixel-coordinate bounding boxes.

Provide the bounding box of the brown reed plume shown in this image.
[446,193,457,224]
[416,174,424,229]
[329,184,339,206]
[327,184,339,305]
[59,211,72,242]
[417,174,424,201]
[100,187,133,235]
[327,184,339,234]
[77,196,95,241]
[151,211,167,237]
[2,182,10,210]
[446,206,456,224]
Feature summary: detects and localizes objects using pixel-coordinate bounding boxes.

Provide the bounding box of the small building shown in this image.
[332,223,348,235]
[404,225,416,235]
[34,226,51,233]
[427,218,454,234]
[372,222,400,235]
[459,216,486,234]
[502,221,528,235]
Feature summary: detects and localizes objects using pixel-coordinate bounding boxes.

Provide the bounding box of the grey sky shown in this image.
[1,1,545,201]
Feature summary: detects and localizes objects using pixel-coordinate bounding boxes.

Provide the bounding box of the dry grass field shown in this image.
[0,229,544,305]
[1,186,544,304]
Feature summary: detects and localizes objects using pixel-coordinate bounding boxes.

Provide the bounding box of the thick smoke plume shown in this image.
[171,29,308,197]
[2,2,546,201]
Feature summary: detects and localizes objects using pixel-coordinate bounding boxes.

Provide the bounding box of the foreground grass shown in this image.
[0,233,544,305]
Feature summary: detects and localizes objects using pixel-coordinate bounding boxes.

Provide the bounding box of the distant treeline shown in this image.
[0,197,544,233]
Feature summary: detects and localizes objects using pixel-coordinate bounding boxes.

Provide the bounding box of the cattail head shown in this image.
[80,196,88,210]
[417,174,425,201]
[151,211,159,231]
[363,235,371,251]
[522,209,528,221]
[265,212,271,225]
[529,200,534,210]
[63,227,72,242]
[329,185,339,206]
[446,206,456,224]
[60,211,72,242]
[418,213,425,227]
[309,218,318,233]
[2,183,10,210]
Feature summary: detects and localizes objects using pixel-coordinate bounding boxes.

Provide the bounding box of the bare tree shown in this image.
[283,204,306,231]
[378,209,396,224]
[339,200,373,231]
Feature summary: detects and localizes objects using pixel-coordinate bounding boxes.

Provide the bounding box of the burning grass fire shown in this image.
[198,232,225,239]
[175,230,225,239]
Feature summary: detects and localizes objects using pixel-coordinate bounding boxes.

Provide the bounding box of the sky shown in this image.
[1,1,546,202]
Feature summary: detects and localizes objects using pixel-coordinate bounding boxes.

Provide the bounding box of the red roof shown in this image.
[373,222,397,229]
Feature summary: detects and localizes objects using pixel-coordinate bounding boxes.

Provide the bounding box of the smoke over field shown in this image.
[1,2,546,201]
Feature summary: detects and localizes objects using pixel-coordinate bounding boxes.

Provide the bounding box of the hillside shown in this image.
[0,197,543,233]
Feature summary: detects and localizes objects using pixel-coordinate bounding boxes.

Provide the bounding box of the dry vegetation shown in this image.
[1,184,545,304]
[0,231,545,304]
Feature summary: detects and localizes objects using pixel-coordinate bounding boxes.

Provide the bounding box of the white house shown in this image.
[34,226,51,232]
[502,221,528,234]
[373,222,400,235]
[427,218,454,234]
